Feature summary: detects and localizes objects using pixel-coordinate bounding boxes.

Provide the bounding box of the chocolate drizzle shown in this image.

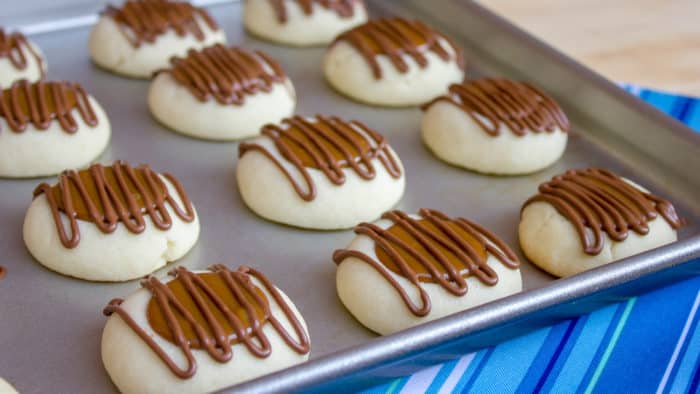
[332,17,464,79]
[104,0,219,48]
[0,80,98,133]
[269,0,360,23]
[32,161,196,249]
[103,265,310,379]
[0,29,44,77]
[422,79,570,136]
[523,168,684,255]
[333,209,519,316]
[163,44,287,105]
[238,115,402,201]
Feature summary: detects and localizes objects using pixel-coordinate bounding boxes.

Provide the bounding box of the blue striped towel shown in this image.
[362,87,700,394]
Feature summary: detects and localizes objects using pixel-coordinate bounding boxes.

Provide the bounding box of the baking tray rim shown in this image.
[228,234,700,392]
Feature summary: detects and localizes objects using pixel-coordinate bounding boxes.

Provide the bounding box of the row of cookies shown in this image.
[18,158,683,393]
[0,0,467,180]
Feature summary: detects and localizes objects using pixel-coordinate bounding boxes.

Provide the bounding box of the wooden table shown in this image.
[480,0,700,97]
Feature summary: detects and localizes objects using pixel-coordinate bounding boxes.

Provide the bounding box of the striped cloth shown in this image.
[362,87,700,394]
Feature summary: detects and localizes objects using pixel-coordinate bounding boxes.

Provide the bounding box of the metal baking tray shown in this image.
[1,1,699,393]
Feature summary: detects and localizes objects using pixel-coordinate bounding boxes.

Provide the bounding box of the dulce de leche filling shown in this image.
[104,265,310,379]
[33,161,196,249]
[104,0,219,48]
[422,78,570,137]
[333,209,519,316]
[147,272,268,349]
[375,218,488,283]
[163,44,287,106]
[0,80,97,133]
[239,115,402,201]
[332,17,464,79]
[269,0,361,23]
[523,168,684,256]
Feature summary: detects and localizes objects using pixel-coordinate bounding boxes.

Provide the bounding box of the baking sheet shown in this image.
[1,1,699,393]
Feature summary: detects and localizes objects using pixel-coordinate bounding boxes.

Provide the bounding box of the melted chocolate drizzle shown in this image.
[238,115,402,201]
[163,44,287,105]
[0,29,44,78]
[32,161,196,249]
[332,17,464,79]
[104,0,219,48]
[422,78,570,136]
[103,265,310,379]
[0,80,98,133]
[523,168,684,255]
[333,209,519,316]
[269,0,360,23]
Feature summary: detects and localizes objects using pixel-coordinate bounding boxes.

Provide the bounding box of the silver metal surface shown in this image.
[0,1,699,393]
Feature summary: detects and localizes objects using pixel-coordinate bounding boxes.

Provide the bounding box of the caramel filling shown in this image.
[239,116,402,201]
[50,165,167,222]
[269,0,359,23]
[33,161,196,249]
[104,0,219,47]
[523,168,684,255]
[422,79,570,136]
[279,118,373,170]
[332,17,464,79]
[165,44,286,105]
[376,219,487,283]
[104,265,311,379]
[147,272,268,348]
[0,80,97,133]
[333,209,519,316]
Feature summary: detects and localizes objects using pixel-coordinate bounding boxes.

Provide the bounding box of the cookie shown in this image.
[102,265,310,394]
[421,79,569,175]
[334,209,522,335]
[148,44,295,140]
[0,378,18,394]
[0,28,46,86]
[244,0,367,46]
[323,17,465,107]
[89,0,226,79]
[23,161,200,282]
[237,115,405,229]
[519,168,684,277]
[0,80,111,178]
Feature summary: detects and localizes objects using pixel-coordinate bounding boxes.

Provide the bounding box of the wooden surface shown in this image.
[480,0,700,97]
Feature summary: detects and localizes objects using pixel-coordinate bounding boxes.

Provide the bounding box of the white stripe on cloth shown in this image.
[656,289,700,394]
[399,364,443,394]
[438,353,477,394]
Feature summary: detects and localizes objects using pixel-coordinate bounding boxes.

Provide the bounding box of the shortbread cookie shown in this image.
[149,44,295,140]
[0,378,18,394]
[0,28,46,86]
[102,265,310,394]
[422,79,569,175]
[23,161,200,282]
[0,80,110,178]
[519,168,683,277]
[244,0,367,46]
[334,209,521,335]
[323,17,465,107]
[89,0,226,78]
[237,115,405,229]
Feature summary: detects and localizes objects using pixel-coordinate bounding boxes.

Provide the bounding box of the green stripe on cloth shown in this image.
[582,298,637,394]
